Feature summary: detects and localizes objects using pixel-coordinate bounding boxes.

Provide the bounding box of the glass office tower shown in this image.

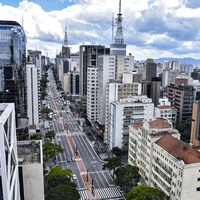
[0,20,27,116]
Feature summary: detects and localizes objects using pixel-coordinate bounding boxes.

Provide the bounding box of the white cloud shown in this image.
[0,0,200,61]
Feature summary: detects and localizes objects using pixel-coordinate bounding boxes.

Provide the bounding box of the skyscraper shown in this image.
[145,58,157,81]
[0,20,27,116]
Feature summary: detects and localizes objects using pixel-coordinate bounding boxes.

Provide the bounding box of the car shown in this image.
[67,157,70,162]
[57,137,61,142]
[71,157,75,162]
[72,174,77,180]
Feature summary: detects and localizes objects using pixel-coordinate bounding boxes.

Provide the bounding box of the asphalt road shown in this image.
[47,69,124,200]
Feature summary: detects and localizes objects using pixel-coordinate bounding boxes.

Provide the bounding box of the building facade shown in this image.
[0,103,21,200]
[0,20,27,116]
[26,63,39,126]
[165,78,195,125]
[109,96,154,151]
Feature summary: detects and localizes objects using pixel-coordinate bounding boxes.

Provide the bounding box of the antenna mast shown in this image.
[114,0,124,44]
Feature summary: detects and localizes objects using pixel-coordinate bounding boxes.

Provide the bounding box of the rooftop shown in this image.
[148,118,171,128]
[157,105,173,109]
[156,134,200,164]
[17,140,42,165]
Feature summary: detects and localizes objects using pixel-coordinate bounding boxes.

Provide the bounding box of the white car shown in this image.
[58,137,61,142]
[72,174,77,180]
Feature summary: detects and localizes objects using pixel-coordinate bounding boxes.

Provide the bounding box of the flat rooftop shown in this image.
[17,140,42,165]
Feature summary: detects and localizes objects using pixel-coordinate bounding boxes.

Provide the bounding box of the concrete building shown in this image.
[153,134,200,200]
[150,77,161,107]
[165,78,195,125]
[190,100,200,146]
[162,60,180,71]
[145,58,157,81]
[154,105,177,126]
[109,95,154,150]
[79,45,110,98]
[0,103,21,200]
[26,63,39,126]
[17,140,44,200]
[161,69,181,87]
[87,67,98,123]
[104,78,142,145]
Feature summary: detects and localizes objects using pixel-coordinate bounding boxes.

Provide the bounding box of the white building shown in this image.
[87,67,98,123]
[17,140,45,200]
[26,63,39,126]
[97,55,136,125]
[109,95,154,150]
[104,76,142,145]
[97,55,116,125]
[0,103,21,200]
[153,134,200,200]
[154,103,177,125]
[128,118,200,199]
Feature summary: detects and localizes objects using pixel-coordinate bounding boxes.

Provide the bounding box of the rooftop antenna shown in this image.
[114,0,124,44]
[22,13,24,28]
[64,23,68,46]
[112,13,114,44]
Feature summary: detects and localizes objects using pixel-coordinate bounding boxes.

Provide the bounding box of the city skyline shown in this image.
[0,0,200,60]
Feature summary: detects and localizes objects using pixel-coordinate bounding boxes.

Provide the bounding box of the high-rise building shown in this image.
[190,100,200,146]
[79,45,110,98]
[26,63,39,126]
[165,78,195,125]
[0,103,21,200]
[109,96,154,151]
[0,20,27,116]
[145,58,157,81]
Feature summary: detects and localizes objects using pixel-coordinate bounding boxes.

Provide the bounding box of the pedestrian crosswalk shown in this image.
[79,187,123,200]
[96,187,122,199]
[79,190,88,200]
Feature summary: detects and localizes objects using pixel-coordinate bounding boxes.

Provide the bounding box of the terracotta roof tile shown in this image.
[148,118,171,127]
[131,123,143,130]
[157,105,173,109]
[156,134,200,164]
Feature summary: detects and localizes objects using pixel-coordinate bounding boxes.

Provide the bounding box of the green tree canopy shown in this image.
[103,157,122,178]
[45,184,80,200]
[111,147,123,157]
[176,117,192,143]
[43,141,64,159]
[46,130,55,139]
[125,185,169,200]
[30,133,42,140]
[41,107,53,114]
[114,165,140,192]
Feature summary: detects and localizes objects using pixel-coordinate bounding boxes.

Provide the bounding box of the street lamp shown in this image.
[87,169,89,182]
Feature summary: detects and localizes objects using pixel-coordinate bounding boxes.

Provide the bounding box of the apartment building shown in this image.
[87,67,98,123]
[165,78,195,125]
[104,78,142,145]
[109,95,154,151]
[128,118,200,199]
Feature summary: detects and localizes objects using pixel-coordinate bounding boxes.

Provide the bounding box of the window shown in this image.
[198,178,200,181]
[196,187,200,191]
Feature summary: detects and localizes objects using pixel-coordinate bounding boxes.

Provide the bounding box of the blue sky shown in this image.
[0,0,75,12]
[0,0,200,61]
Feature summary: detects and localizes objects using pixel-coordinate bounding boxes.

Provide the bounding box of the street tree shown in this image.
[45,184,80,200]
[125,185,169,200]
[43,141,64,159]
[41,107,53,114]
[46,130,55,139]
[103,157,122,178]
[111,147,123,157]
[114,165,140,192]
